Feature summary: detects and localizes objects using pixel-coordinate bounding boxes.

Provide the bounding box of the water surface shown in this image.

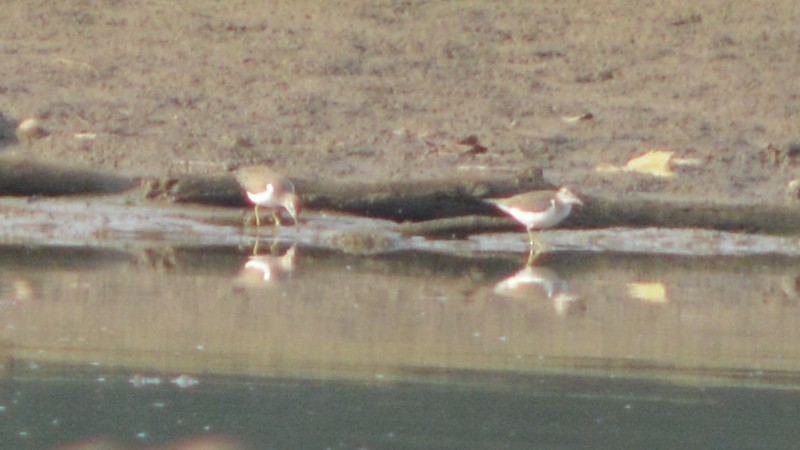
[1,241,800,448]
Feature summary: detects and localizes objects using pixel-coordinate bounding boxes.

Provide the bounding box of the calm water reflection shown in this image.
[1,244,800,448]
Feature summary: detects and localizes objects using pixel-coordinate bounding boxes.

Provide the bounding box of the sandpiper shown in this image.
[485,187,583,251]
[234,165,301,227]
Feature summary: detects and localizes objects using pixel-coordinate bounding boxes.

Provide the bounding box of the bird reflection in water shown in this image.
[234,241,297,287]
[494,263,584,315]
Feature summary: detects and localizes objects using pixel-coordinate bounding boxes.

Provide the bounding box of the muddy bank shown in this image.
[0,155,135,196]
[3,156,800,237]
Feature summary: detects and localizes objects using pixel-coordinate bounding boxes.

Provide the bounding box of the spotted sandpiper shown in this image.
[485,187,583,251]
[234,165,301,227]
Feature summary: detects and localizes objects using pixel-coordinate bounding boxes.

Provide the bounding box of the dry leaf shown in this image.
[623,150,675,177]
[594,162,623,173]
[595,149,689,177]
[627,282,668,303]
[74,131,98,140]
[561,112,594,123]
[672,157,702,166]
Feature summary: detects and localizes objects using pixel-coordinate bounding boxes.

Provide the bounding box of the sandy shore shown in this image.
[1,1,798,207]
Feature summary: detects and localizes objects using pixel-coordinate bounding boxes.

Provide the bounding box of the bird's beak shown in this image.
[284,195,302,224]
[568,190,584,206]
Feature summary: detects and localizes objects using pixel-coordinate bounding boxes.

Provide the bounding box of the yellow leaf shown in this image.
[594,162,623,173]
[627,282,669,303]
[623,150,675,177]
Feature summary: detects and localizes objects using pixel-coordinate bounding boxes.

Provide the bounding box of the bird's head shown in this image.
[556,187,583,206]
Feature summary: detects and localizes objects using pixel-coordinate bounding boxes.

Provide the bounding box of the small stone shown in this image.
[15,118,49,146]
[786,179,800,204]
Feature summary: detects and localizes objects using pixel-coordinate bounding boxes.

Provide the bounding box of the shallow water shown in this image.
[1,236,800,448]
[2,198,800,447]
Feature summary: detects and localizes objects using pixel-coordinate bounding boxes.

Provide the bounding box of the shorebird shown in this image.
[234,165,301,227]
[485,187,583,252]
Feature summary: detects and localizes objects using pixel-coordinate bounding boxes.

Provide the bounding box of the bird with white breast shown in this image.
[234,165,301,227]
[485,186,583,251]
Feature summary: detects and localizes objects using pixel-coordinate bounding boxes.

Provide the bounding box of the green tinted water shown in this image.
[3,369,800,449]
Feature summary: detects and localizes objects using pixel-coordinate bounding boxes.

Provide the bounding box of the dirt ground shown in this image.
[1,0,798,206]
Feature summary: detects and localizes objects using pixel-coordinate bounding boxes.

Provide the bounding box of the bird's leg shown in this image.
[271,210,282,227]
[252,235,261,255]
[254,205,261,227]
[527,229,550,252]
[269,239,281,254]
[526,247,543,266]
[527,229,539,248]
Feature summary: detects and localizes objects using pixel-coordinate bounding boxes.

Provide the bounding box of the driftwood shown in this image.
[573,196,800,234]
[163,164,800,235]
[166,164,549,221]
[398,197,800,237]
